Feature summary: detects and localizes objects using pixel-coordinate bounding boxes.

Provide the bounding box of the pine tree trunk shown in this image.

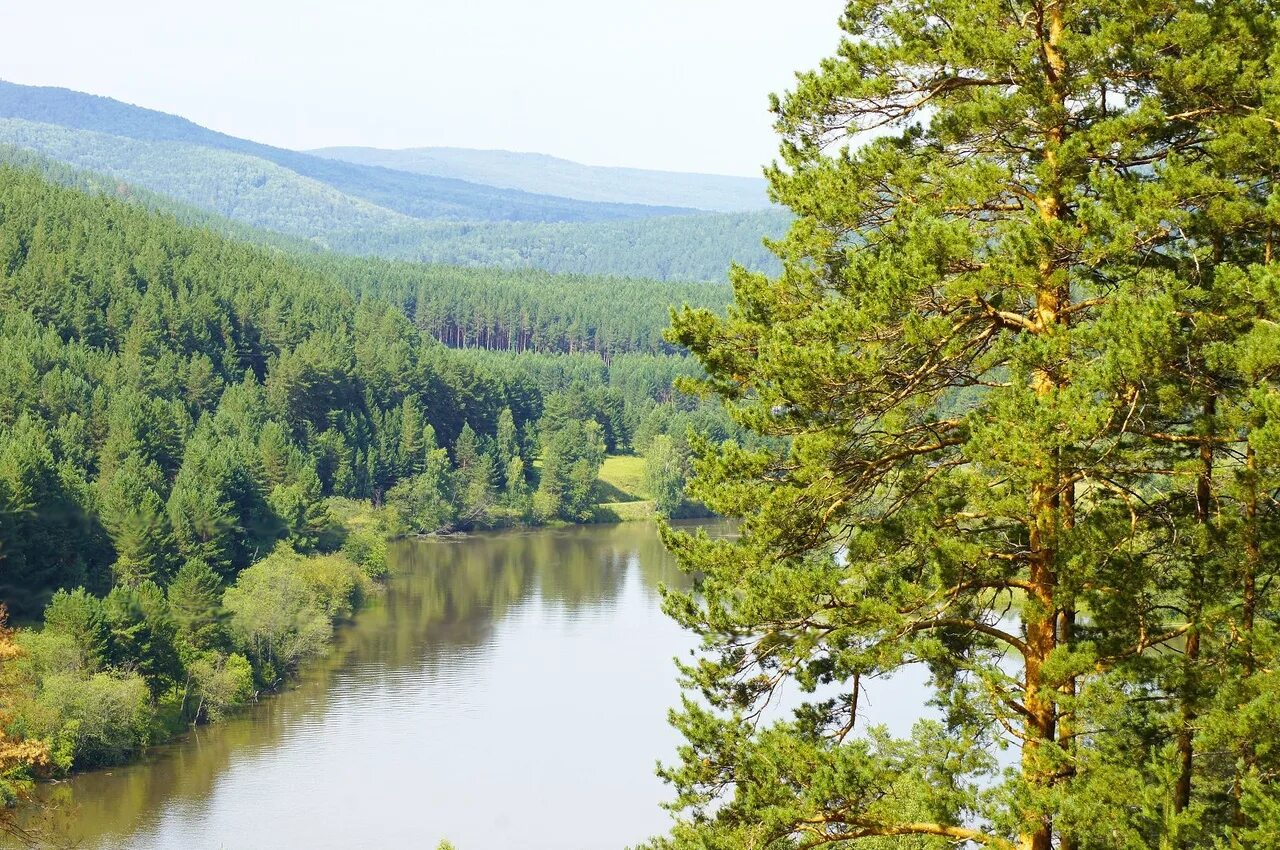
[1243,441,1258,668]
[1175,395,1214,815]
[1022,216,1065,850]
[1232,440,1259,827]
[1021,8,1068,846]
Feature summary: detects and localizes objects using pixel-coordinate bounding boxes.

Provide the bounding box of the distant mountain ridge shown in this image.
[0,80,692,223]
[0,79,788,280]
[309,146,772,212]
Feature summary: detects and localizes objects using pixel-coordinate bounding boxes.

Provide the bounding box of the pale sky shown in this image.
[0,0,844,177]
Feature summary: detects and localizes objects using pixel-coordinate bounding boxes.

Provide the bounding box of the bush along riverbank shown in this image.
[0,474,699,813]
[0,506,389,804]
[0,457,710,813]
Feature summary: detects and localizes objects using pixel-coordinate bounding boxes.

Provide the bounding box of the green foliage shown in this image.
[102,582,182,697]
[13,629,87,681]
[534,420,606,523]
[315,255,735,356]
[10,541,375,776]
[642,436,687,519]
[99,453,177,585]
[186,651,254,722]
[166,559,225,651]
[388,441,459,535]
[320,209,786,281]
[320,253,737,355]
[340,528,389,580]
[652,3,1280,850]
[24,671,152,770]
[221,545,341,682]
[41,588,109,671]
[268,469,332,553]
[0,415,110,608]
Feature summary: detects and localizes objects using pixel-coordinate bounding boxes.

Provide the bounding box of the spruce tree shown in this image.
[654,3,1280,850]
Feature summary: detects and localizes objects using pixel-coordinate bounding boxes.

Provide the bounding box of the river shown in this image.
[8,521,930,850]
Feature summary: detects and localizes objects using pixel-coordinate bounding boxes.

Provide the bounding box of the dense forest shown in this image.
[0,144,739,358]
[0,163,742,610]
[0,142,314,252]
[0,118,420,237]
[0,164,740,803]
[311,255,731,355]
[328,209,785,280]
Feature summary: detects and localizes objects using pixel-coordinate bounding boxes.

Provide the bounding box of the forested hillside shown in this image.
[0,142,315,252]
[0,164,530,613]
[0,82,690,223]
[310,146,771,211]
[0,81,787,281]
[0,144,738,357]
[0,163,752,791]
[0,163,743,613]
[332,209,785,280]
[311,255,731,355]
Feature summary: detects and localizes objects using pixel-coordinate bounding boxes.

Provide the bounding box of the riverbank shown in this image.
[2,521,724,850]
[0,506,392,813]
[1,476,701,816]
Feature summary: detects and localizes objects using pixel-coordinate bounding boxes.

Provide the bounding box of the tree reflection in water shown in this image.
[8,521,726,850]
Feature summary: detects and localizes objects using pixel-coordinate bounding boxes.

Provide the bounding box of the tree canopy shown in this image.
[654,3,1280,849]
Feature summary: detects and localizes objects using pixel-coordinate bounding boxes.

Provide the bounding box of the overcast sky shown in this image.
[0,0,843,177]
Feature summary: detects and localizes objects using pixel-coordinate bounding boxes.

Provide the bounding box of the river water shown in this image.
[10,521,929,850]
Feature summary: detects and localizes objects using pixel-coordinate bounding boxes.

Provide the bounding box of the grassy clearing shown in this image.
[595,454,648,503]
[592,499,657,523]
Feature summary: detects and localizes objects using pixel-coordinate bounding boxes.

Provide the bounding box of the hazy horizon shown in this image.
[1,1,842,178]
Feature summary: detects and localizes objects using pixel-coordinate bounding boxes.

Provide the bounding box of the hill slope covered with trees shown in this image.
[0,81,689,224]
[0,81,788,280]
[309,146,771,211]
[0,163,752,802]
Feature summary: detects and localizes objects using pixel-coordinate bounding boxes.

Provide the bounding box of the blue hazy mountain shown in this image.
[0,80,695,223]
[309,146,771,212]
[0,80,787,279]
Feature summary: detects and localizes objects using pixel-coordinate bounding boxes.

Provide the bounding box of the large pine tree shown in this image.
[654,3,1280,849]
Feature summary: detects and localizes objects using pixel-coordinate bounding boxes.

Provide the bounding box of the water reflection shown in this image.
[9,521,719,850]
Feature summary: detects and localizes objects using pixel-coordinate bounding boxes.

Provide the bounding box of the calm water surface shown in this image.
[11,521,928,850]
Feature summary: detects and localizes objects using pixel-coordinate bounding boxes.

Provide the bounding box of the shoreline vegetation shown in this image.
[0,460,704,828]
[0,504,391,825]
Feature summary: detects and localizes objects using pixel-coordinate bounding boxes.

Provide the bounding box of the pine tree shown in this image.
[167,435,242,578]
[42,587,110,671]
[387,427,458,534]
[167,558,225,651]
[398,397,425,477]
[453,423,481,472]
[653,4,1280,850]
[103,581,182,698]
[496,407,519,469]
[99,453,175,585]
